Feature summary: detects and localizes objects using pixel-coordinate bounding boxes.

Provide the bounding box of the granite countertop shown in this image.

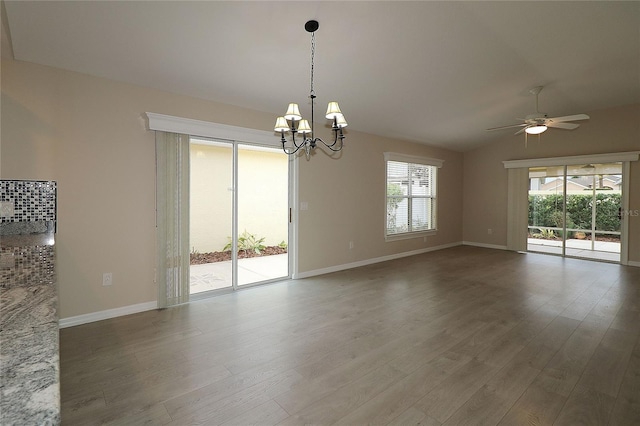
[1,233,55,248]
[0,233,59,425]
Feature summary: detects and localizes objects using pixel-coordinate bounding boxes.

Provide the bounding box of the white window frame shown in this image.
[384,152,443,242]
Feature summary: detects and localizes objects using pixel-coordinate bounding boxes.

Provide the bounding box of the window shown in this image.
[384,153,443,241]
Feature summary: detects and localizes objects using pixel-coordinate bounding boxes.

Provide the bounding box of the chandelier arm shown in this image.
[281,141,306,156]
[291,125,308,150]
[314,137,344,152]
[323,134,340,149]
[318,121,344,150]
[290,128,300,148]
[281,128,308,155]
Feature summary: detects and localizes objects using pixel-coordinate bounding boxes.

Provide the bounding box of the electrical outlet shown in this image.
[103,272,113,286]
[488,228,493,235]
[349,241,354,249]
[423,236,427,243]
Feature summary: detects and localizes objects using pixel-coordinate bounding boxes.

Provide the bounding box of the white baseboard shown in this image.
[294,241,463,279]
[627,260,640,268]
[59,301,158,328]
[462,241,509,251]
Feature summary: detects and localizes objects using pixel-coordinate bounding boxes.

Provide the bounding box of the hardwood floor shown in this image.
[59,246,640,425]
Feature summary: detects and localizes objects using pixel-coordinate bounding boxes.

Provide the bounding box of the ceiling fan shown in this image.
[486,86,589,144]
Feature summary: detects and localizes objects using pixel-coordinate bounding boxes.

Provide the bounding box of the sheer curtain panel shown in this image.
[156,132,190,308]
[506,168,529,252]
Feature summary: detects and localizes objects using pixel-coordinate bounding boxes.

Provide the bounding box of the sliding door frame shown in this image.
[146,112,297,289]
[504,151,639,266]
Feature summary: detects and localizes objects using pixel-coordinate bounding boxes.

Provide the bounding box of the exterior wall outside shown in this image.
[190,143,288,253]
[463,103,640,263]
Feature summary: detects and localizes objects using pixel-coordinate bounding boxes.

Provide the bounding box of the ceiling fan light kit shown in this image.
[525,125,547,135]
[486,86,589,144]
[274,20,347,160]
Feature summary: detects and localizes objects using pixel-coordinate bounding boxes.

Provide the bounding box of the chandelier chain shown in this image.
[273,20,346,160]
[310,32,315,97]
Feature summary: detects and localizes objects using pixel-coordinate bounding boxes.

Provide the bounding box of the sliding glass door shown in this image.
[237,144,289,286]
[528,162,622,262]
[189,138,290,295]
[528,165,565,256]
[189,139,233,293]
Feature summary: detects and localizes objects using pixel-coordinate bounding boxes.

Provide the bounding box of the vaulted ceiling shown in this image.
[3,1,639,151]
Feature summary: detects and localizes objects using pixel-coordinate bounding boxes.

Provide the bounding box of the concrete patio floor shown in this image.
[528,238,620,262]
[190,253,289,293]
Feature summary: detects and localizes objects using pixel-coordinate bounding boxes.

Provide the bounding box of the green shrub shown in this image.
[532,228,557,239]
[223,230,267,254]
[529,193,620,233]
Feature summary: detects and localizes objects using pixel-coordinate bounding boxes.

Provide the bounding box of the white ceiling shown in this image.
[4,1,640,151]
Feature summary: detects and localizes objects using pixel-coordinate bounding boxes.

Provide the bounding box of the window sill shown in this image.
[385,229,437,242]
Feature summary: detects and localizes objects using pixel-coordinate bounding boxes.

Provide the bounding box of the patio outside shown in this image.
[190,253,289,293]
[528,163,622,263]
[528,237,620,262]
[190,140,289,294]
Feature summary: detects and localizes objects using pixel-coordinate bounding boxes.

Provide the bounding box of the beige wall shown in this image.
[1,55,463,319]
[190,143,289,253]
[297,131,463,272]
[463,103,640,263]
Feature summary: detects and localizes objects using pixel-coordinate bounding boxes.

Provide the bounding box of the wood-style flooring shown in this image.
[60,246,640,425]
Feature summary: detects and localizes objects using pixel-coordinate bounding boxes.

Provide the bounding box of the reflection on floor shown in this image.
[190,253,288,293]
[528,238,620,262]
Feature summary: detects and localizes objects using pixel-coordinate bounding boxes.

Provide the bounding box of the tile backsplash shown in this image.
[0,180,57,235]
[0,244,55,288]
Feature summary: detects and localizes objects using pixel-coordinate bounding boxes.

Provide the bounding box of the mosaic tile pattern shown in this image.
[0,180,57,224]
[0,245,55,289]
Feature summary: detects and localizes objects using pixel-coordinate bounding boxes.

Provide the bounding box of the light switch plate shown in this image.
[0,201,14,218]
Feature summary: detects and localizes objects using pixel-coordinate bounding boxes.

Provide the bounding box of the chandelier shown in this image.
[274,20,347,159]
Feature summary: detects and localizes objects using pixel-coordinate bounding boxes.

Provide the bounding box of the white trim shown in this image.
[385,229,437,243]
[384,155,440,241]
[291,156,299,279]
[462,241,509,250]
[145,112,278,147]
[628,261,640,268]
[58,301,158,328]
[503,151,640,169]
[384,152,444,168]
[293,241,462,279]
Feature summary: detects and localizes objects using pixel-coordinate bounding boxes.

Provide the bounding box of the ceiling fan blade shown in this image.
[486,123,527,131]
[514,127,528,135]
[547,113,590,123]
[547,122,580,130]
